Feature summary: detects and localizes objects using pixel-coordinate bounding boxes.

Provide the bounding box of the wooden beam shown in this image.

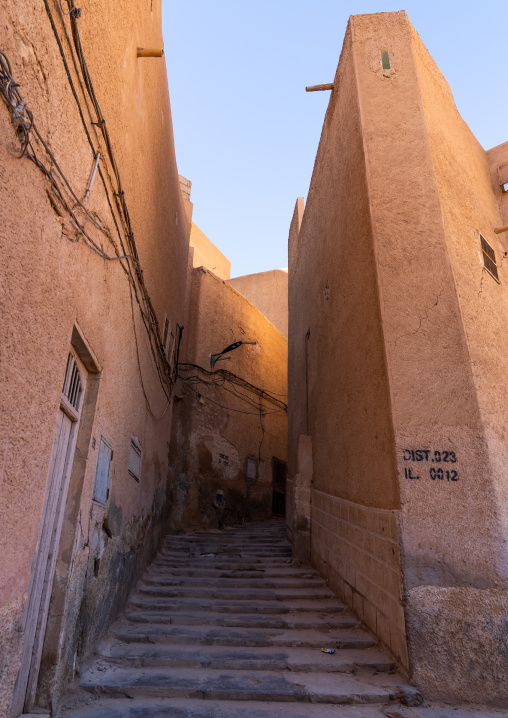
[137,48,164,58]
[494,224,508,234]
[306,83,334,92]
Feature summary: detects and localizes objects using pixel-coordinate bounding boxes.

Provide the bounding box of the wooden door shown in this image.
[11,351,86,716]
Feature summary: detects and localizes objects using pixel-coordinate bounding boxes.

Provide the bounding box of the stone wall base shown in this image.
[406,586,508,705]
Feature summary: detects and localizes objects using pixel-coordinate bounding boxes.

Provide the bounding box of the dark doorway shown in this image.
[272,458,287,516]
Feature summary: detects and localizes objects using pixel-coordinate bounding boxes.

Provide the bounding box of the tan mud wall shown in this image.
[343,11,508,702]
[287,20,405,665]
[227,269,288,338]
[169,267,288,530]
[190,222,231,279]
[286,199,305,548]
[401,20,508,703]
[0,0,189,712]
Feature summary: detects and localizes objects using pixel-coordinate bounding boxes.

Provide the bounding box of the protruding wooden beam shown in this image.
[137,48,164,58]
[306,83,334,92]
[494,224,508,234]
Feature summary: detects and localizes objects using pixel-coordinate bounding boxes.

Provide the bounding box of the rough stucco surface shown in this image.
[290,22,399,510]
[227,269,289,338]
[169,267,288,531]
[0,0,189,713]
[406,588,508,704]
[352,12,508,701]
[287,18,405,668]
[355,12,504,593]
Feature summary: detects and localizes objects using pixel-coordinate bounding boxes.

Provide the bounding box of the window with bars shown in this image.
[62,353,82,411]
[480,235,500,282]
[128,436,142,482]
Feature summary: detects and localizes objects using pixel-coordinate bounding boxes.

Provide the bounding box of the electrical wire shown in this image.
[178,363,288,410]
[1,0,177,417]
[40,0,173,399]
[181,381,287,417]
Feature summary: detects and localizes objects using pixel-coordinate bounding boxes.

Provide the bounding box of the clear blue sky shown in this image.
[162,2,508,278]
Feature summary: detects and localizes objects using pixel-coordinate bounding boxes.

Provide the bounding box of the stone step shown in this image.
[128,595,344,614]
[159,549,292,563]
[122,608,358,630]
[136,584,334,601]
[154,556,293,567]
[80,666,398,704]
[143,575,327,589]
[58,520,412,718]
[57,697,396,717]
[162,543,292,552]
[112,623,372,648]
[164,537,290,546]
[145,563,323,585]
[98,641,394,673]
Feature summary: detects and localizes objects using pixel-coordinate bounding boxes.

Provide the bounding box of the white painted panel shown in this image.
[93,437,112,506]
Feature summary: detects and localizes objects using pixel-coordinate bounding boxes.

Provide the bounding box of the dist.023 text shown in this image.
[402,449,459,482]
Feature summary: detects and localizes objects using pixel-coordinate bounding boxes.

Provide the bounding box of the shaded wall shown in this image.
[288,18,405,668]
[169,267,288,530]
[228,269,288,338]
[0,0,189,713]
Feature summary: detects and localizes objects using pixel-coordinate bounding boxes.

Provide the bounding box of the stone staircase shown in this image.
[59,519,414,717]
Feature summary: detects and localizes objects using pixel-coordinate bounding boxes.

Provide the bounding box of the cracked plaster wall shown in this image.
[168,266,288,531]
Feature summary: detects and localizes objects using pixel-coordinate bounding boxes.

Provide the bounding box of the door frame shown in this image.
[11,325,101,717]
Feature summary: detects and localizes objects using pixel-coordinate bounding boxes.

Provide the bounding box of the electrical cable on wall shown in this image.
[178,363,288,409]
[0,0,178,416]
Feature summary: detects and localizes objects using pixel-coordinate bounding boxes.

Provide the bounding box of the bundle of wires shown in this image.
[0,1,175,417]
[178,363,287,417]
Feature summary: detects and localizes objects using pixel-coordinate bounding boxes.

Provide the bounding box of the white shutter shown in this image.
[93,437,113,506]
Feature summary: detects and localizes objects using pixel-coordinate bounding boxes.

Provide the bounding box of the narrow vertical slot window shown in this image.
[381,51,391,70]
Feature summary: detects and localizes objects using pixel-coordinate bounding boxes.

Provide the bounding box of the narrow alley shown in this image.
[2,1,508,716]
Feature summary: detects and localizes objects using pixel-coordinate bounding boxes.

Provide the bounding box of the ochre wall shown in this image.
[169,267,288,530]
[0,0,189,712]
[227,269,288,338]
[398,19,508,702]
[190,222,231,280]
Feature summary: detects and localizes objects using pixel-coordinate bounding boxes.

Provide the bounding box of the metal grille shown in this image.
[480,235,499,282]
[62,353,82,411]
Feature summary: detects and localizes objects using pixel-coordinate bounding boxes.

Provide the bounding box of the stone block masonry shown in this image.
[311,490,407,670]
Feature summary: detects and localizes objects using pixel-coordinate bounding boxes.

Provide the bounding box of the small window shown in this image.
[480,234,500,282]
[62,353,82,411]
[128,436,142,482]
[93,436,113,506]
[246,457,257,480]
[381,50,391,70]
